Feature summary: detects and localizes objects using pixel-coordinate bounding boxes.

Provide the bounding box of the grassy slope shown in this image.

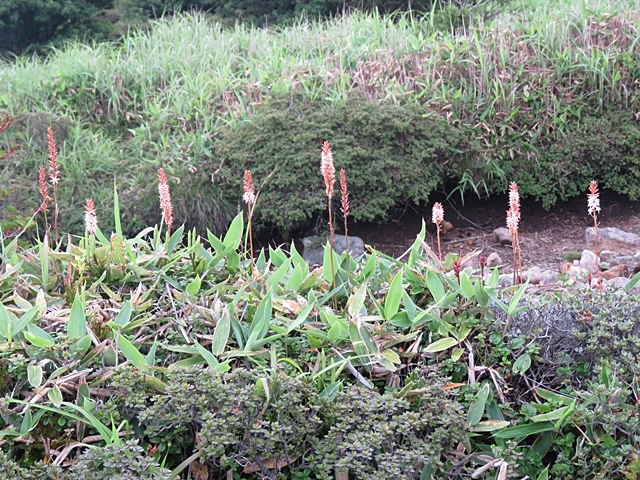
[0,0,639,235]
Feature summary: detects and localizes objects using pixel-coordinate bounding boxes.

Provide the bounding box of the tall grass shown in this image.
[1,0,639,233]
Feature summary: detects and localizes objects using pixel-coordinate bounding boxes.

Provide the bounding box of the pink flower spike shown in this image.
[158,167,173,232]
[243,170,256,205]
[321,141,336,198]
[587,180,600,216]
[47,127,60,186]
[432,202,444,226]
[84,198,97,235]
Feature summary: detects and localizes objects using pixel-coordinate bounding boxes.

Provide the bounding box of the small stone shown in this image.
[599,250,617,262]
[302,234,365,265]
[492,227,513,246]
[586,227,640,255]
[560,262,573,272]
[579,250,598,274]
[540,270,559,286]
[442,220,454,234]
[523,266,543,285]
[566,265,589,282]
[486,252,502,268]
[498,273,514,287]
[609,252,640,274]
[607,277,628,290]
[602,264,628,280]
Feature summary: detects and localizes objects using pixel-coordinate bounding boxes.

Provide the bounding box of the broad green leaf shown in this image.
[424,337,457,353]
[322,242,339,283]
[347,283,367,317]
[531,406,570,423]
[266,258,291,289]
[25,324,54,348]
[194,341,219,368]
[68,291,87,338]
[116,335,148,369]
[246,292,272,350]
[113,301,133,327]
[207,230,225,255]
[145,341,159,366]
[39,235,49,289]
[451,347,464,361]
[12,306,39,337]
[493,422,555,438]
[624,271,640,293]
[0,303,11,341]
[513,353,532,375]
[222,214,243,250]
[286,303,315,334]
[384,271,404,321]
[48,385,63,406]
[426,270,445,302]
[113,180,122,238]
[536,388,574,405]
[327,321,343,343]
[536,467,549,480]
[468,420,510,432]
[165,225,185,255]
[467,383,490,426]
[27,365,43,388]
[507,280,529,316]
[20,408,33,436]
[459,271,475,299]
[211,308,231,355]
[381,349,401,364]
[185,276,202,296]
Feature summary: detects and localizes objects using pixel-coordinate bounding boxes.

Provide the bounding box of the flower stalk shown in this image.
[432,202,444,261]
[588,180,603,293]
[506,182,522,285]
[243,169,256,276]
[339,168,350,291]
[321,141,337,308]
[47,127,60,242]
[158,167,174,236]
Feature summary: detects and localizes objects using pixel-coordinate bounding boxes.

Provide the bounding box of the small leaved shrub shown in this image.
[212,97,479,234]
[311,373,466,480]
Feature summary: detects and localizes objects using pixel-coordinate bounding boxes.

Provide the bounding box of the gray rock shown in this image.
[486,252,502,268]
[609,252,640,273]
[498,273,514,287]
[579,249,598,274]
[607,277,628,290]
[493,227,513,246]
[586,227,640,255]
[523,266,543,285]
[302,234,365,265]
[599,250,617,262]
[540,270,559,286]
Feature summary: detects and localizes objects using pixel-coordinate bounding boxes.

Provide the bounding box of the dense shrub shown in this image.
[311,374,466,479]
[211,97,479,234]
[0,442,170,480]
[511,110,640,207]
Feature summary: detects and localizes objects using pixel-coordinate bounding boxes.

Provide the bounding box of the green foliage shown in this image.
[0,0,113,55]
[512,111,640,208]
[68,440,172,479]
[213,97,477,233]
[311,374,466,479]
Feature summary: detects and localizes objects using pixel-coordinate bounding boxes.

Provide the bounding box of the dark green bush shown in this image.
[0,0,113,55]
[509,110,640,208]
[211,97,479,234]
